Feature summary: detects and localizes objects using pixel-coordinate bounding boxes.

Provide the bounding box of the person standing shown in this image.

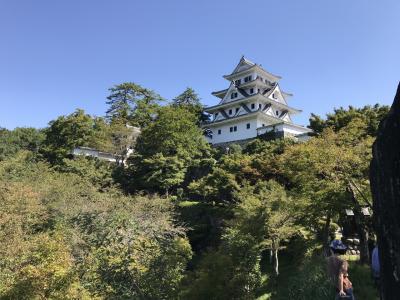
[338,260,355,299]
[327,253,355,300]
[371,245,380,288]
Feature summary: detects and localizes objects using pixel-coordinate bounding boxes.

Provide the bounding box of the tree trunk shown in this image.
[323,213,332,256]
[370,83,400,299]
[348,184,370,265]
[273,248,279,276]
[355,212,370,264]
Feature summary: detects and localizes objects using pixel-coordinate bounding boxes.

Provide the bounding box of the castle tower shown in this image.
[204,56,311,145]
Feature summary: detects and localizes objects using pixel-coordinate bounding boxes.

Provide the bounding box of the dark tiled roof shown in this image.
[279,110,289,118]
[218,109,229,119]
[263,88,272,95]
[262,103,272,111]
[237,88,249,98]
[240,104,252,113]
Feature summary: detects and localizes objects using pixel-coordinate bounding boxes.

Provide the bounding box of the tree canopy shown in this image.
[106,82,163,127]
[0,78,385,299]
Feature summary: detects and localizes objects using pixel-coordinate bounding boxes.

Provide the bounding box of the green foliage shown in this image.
[0,98,383,299]
[0,127,44,160]
[181,251,235,300]
[106,82,163,126]
[279,121,373,237]
[135,106,210,159]
[0,153,192,299]
[139,153,187,194]
[285,256,378,300]
[233,181,300,276]
[82,195,192,299]
[172,87,209,124]
[347,261,379,300]
[128,105,211,194]
[286,256,336,300]
[242,138,295,185]
[188,167,240,204]
[227,143,243,154]
[178,201,232,253]
[309,104,389,136]
[41,109,112,164]
[60,156,115,189]
[107,120,138,159]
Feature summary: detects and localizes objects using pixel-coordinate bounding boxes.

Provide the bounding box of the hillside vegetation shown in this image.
[0,83,387,299]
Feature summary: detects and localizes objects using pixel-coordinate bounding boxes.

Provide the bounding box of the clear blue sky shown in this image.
[1,0,399,129]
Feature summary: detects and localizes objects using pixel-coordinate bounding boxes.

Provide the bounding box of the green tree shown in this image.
[140,153,187,196]
[232,181,299,276]
[84,195,192,299]
[106,82,163,127]
[0,151,192,299]
[107,121,140,163]
[172,87,209,124]
[135,106,209,158]
[279,120,373,257]
[0,127,44,160]
[188,167,240,204]
[308,104,389,136]
[61,156,115,189]
[41,109,112,164]
[129,106,211,194]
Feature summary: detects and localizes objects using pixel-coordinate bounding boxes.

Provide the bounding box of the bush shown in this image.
[287,255,336,300]
[348,262,378,300]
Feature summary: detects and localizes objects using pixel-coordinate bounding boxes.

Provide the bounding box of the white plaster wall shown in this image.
[222,85,246,104]
[257,117,274,128]
[296,134,311,142]
[209,118,258,144]
[283,114,291,122]
[223,105,242,117]
[281,124,310,135]
[73,148,98,157]
[256,123,283,135]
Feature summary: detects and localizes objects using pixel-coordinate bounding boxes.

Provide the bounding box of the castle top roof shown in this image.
[223,56,282,82]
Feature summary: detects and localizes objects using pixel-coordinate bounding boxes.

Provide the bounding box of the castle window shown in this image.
[273,93,278,99]
[244,75,252,82]
[234,126,237,132]
[258,89,260,93]
[234,79,241,86]
[230,127,233,132]
[250,88,254,94]
[246,123,250,129]
[251,103,255,109]
[276,110,279,116]
[259,103,262,109]
[218,129,221,135]
[231,92,238,99]
[236,107,239,113]
[262,123,265,127]
[229,109,232,115]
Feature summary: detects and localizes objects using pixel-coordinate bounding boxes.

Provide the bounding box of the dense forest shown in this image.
[0,82,390,299]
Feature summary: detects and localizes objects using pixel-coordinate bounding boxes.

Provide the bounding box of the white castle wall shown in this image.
[209,118,259,144]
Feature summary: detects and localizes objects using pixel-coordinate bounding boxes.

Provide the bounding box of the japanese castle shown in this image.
[204,57,311,145]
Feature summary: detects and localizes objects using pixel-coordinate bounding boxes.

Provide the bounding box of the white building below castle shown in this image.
[204,57,311,145]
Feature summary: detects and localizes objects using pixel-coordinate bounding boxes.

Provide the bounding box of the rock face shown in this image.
[370,83,400,299]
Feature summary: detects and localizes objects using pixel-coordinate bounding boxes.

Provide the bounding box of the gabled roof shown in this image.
[231,56,256,74]
[223,56,282,81]
[204,93,301,114]
[212,88,229,99]
[264,83,290,105]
